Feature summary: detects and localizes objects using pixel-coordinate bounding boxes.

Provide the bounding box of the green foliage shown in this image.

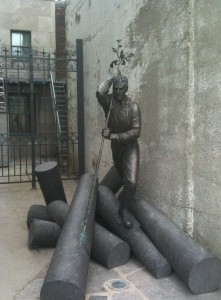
[110,39,134,70]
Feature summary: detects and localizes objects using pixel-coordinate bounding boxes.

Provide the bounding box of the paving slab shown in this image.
[127,267,221,300]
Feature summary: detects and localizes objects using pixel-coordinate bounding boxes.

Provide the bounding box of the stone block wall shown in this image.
[0,0,55,53]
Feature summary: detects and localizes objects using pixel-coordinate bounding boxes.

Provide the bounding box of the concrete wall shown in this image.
[0,0,55,52]
[66,0,221,258]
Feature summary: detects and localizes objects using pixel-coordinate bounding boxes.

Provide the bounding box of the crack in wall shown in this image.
[167,202,221,220]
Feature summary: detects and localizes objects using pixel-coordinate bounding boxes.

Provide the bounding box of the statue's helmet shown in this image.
[113,74,128,89]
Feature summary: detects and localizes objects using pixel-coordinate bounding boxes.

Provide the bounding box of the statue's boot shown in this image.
[119,208,133,228]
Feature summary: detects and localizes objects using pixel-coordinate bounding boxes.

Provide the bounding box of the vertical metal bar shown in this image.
[13,143,16,175]
[25,143,28,175]
[43,51,48,166]
[67,140,70,178]
[48,53,51,78]
[1,144,3,176]
[45,140,48,162]
[7,140,10,182]
[5,77,10,181]
[19,142,22,182]
[39,142,42,164]
[4,47,8,79]
[73,142,75,177]
[76,39,85,176]
[30,49,36,188]
[43,49,46,83]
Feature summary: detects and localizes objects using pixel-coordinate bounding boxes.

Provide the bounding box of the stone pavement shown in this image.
[1,180,221,300]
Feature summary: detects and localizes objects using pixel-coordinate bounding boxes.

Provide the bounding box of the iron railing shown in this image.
[0,133,79,183]
[0,47,77,82]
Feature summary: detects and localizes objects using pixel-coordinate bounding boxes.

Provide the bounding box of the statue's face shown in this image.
[113,85,128,101]
[113,75,128,101]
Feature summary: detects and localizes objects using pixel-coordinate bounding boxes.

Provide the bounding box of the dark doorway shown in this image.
[8,94,33,134]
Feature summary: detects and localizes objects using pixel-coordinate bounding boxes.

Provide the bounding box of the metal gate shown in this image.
[0,39,85,187]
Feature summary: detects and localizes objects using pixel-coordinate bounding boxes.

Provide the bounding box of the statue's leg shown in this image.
[100,165,123,194]
[118,143,139,228]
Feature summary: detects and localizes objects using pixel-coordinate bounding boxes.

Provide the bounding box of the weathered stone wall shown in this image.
[66,0,221,258]
[0,0,55,52]
[193,0,221,256]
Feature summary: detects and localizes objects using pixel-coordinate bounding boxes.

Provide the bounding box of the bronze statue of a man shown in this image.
[96,74,141,228]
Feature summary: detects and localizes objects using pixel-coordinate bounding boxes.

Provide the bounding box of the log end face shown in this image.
[188,257,221,294]
[107,242,130,269]
[40,281,84,300]
[28,220,37,248]
[153,260,172,279]
[28,220,61,249]
[27,205,48,229]
[35,161,57,173]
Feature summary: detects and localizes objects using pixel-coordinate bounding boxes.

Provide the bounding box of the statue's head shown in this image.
[113,74,128,89]
[113,74,128,101]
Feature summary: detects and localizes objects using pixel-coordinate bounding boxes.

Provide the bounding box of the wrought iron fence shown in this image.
[0,40,84,186]
[0,133,79,183]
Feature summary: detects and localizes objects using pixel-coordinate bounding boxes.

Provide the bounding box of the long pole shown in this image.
[30,48,36,188]
[76,39,85,176]
[80,95,113,244]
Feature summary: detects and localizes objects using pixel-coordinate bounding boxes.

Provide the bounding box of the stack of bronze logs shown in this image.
[27,162,221,300]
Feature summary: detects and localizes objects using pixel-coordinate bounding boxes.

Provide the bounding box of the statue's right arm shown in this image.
[97,77,113,96]
[96,77,113,114]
